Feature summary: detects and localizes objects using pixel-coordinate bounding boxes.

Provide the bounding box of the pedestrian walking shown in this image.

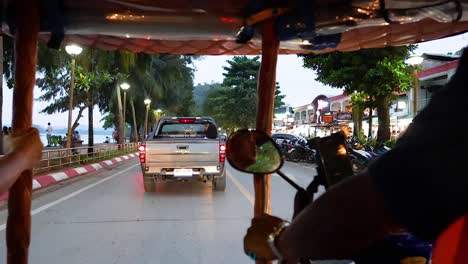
[46,122,53,147]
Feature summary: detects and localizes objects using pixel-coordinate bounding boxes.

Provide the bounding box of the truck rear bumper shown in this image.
[141,164,225,182]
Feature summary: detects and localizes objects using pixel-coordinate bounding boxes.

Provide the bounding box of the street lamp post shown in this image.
[120,82,130,142]
[307,105,313,137]
[406,55,424,117]
[144,99,151,139]
[65,44,82,151]
[156,109,162,122]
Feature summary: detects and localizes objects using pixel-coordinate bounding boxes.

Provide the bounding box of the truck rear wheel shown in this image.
[212,172,226,191]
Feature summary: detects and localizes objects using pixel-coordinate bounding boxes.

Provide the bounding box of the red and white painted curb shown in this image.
[0,152,139,201]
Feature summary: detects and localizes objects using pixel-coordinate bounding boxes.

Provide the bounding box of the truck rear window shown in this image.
[157,123,215,138]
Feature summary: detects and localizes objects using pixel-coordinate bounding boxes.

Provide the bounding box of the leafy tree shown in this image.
[203,56,285,132]
[3,39,196,145]
[119,54,196,140]
[203,87,234,130]
[193,82,222,114]
[35,44,115,149]
[301,46,415,142]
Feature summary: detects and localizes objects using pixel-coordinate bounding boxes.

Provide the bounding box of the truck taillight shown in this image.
[219,143,226,163]
[178,118,195,123]
[139,144,146,163]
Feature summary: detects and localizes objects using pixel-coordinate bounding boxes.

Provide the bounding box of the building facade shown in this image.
[273,52,460,137]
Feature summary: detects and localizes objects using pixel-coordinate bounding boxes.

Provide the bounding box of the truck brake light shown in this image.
[178,118,195,123]
[219,143,226,163]
[139,143,146,163]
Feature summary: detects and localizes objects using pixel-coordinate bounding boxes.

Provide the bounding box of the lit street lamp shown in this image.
[156,109,162,122]
[144,99,151,139]
[120,82,130,142]
[65,44,83,151]
[406,55,424,117]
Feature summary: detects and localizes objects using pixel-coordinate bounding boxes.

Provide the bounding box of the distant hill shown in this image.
[50,127,111,135]
[2,124,111,135]
[2,124,46,132]
[193,82,222,113]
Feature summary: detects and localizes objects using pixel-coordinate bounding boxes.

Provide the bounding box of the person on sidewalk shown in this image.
[46,122,53,147]
[0,128,43,194]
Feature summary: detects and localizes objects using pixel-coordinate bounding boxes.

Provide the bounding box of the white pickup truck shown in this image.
[139,117,226,192]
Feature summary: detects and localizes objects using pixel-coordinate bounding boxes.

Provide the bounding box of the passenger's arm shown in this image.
[0,128,44,194]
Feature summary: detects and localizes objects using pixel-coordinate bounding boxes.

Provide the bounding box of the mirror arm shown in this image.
[276,170,305,192]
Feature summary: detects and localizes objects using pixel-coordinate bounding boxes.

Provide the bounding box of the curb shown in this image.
[0,152,139,201]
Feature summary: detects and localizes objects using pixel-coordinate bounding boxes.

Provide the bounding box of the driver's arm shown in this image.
[277,169,398,261]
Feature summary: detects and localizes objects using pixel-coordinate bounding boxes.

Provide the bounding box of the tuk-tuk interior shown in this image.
[1,0,468,263]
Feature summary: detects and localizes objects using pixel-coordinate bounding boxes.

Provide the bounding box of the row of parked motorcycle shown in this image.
[272,133,391,171]
[345,136,391,172]
[272,133,316,163]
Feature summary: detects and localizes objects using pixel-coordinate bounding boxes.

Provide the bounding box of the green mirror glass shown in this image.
[226,129,283,174]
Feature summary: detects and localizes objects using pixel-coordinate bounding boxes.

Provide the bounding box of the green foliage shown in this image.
[193,82,222,113]
[301,46,416,96]
[101,113,116,130]
[245,141,281,173]
[366,138,378,148]
[300,46,416,142]
[2,36,15,89]
[11,42,196,139]
[202,56,285,130]
[50,135,63,147]
[384,139,397,148]
[357,129,368,145]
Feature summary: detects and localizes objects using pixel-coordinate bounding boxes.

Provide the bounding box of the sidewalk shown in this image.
[0,152,139,201]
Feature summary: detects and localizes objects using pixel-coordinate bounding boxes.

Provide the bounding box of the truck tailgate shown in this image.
[145,139,219,167]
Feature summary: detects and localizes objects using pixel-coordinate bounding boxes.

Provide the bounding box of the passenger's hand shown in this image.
[11,128,44,169]
[244,214,284,261]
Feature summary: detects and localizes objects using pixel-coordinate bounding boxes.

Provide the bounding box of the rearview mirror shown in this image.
[226,129,283,174]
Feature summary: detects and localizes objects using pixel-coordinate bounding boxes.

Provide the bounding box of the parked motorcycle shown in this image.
[280,138,316,163]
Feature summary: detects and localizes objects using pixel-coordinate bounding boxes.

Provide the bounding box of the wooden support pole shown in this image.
[7,0,39,263]
[413,69,419,116]
[254,19,279,218]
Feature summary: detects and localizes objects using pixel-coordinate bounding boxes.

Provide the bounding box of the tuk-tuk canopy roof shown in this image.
[2,0,468,54]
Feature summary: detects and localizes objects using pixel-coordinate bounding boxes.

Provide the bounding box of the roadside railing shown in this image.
[33,143,139,175]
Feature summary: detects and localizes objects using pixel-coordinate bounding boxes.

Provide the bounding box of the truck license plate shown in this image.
[174,169,193,177]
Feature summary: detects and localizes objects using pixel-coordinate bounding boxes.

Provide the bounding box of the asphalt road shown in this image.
[0,160,325,263]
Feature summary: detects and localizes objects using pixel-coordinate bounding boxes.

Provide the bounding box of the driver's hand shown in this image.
[244,214,284,261]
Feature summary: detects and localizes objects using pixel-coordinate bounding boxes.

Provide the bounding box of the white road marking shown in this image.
[226,170,254,206]
[104,160,113,166]
[0,163,139,232]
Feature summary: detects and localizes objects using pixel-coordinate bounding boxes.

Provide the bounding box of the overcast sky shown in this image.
[2,33,467,129]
